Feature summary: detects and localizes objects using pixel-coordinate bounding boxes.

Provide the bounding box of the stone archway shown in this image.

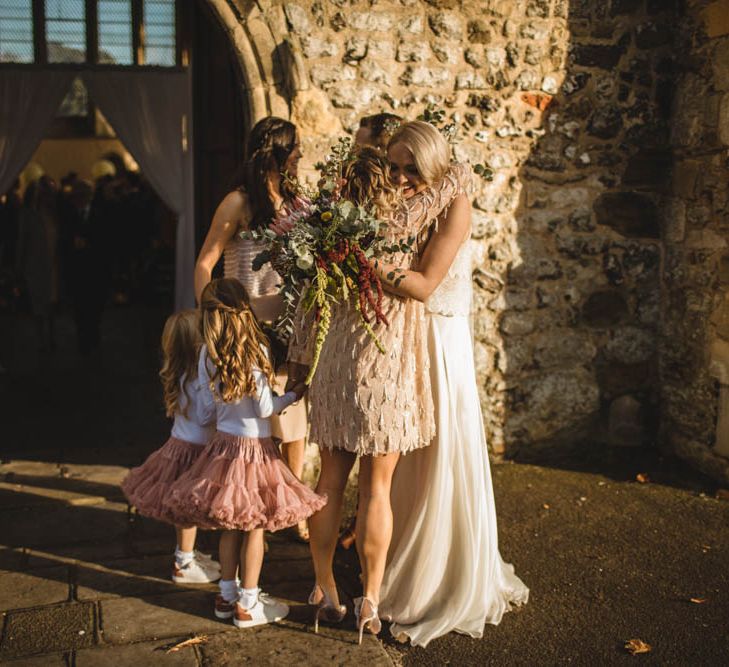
[203,0,341,138]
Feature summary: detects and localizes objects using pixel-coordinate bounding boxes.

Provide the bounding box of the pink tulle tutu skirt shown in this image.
[163,431,327,532]
[121,436,205,525]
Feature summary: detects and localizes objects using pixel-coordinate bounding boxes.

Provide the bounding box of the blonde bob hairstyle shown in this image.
[200,278,275,403]
[159,309,202,418]
[387,120,450,186]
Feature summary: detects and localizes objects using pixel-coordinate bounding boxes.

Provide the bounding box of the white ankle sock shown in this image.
[174,548,194,566]
[238,586,260,610]
[219,579,239,603]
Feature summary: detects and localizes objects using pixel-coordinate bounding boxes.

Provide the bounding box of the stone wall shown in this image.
[221,1,702,460]
[661,0,729,483]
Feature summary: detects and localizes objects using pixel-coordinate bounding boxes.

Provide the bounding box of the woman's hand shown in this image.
[376,194,472,302]
[286,362,309,390]
[290,381,309,400]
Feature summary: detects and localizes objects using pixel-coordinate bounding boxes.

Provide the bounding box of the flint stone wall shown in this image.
[221,0,728,472]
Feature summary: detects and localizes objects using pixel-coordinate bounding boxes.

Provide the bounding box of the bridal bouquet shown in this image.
[245,138,412,384]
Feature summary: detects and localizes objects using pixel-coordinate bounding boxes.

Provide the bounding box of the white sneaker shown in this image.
[172,557,221,584]
[233,592,289,628]
[194,550,221,571]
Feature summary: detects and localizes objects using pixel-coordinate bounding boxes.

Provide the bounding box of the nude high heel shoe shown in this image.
[354,596,382,645]
[309,584,346,634]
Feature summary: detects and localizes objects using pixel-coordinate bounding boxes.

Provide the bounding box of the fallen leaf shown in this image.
[624,638,652,655]
[166,636,208,653]
[636,473,650,484]
[716,489,729,500]
[689,598,707,604]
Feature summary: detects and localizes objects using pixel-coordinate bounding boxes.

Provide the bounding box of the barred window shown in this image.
[0,1,34,63]
[98,0,133,65]
[0,1,182,67]
[142,0,175,66]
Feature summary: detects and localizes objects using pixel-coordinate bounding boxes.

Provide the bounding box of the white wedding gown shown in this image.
[380,240,529,647]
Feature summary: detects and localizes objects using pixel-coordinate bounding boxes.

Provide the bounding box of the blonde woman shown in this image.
[289,146,469,641]
[194,117,310,540]
[375,121,529,646]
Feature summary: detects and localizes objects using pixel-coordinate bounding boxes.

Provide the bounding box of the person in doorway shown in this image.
[59,179,111,355]
[194,117,311,542]
[16,176,61,352]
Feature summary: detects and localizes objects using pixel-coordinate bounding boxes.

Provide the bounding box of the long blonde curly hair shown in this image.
[200,278,274,403]
[341,146,400,215]
[159,309,202,418]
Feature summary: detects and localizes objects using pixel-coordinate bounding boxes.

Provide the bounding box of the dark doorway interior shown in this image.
[192,0,246,253]
[1,1,246,466]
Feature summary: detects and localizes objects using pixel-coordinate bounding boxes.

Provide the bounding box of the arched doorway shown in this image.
[0,0,260,312]
[0,1,256,460]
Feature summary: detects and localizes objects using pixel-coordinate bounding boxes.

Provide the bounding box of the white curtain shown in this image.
[0,70,75,196]
[83,70,195,310]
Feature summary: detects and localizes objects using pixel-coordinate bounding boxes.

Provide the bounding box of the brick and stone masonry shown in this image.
[203,0,729,482]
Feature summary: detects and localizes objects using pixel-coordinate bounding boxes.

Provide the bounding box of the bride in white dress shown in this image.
[375,121,529,647]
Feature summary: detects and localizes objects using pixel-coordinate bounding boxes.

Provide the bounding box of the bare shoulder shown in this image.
[215,189,252,229]
[220,189,250,215]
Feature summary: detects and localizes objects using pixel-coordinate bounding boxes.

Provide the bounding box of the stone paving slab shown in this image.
[0,461,62,477]
[0,602,95,660]
[0,481,106,507]
[199,624,392,666]
[0,547,25,574]
[1,652,67,666]
[0,566,70,612]
[1,503,129,549]
[24,543,130,570]
[260,555,314,586]
[76,638,198,666]
[77,555,215,601]
[100,591,229,644]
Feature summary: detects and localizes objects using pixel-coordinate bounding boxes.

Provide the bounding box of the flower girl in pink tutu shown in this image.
[121,309,221,584]
[165,278,326,628]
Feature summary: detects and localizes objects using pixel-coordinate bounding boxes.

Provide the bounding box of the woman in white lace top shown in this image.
[374,121,529,647]
[193,117,310,540]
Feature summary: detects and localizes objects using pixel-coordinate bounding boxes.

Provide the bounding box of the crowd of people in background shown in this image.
[0,154,173,355]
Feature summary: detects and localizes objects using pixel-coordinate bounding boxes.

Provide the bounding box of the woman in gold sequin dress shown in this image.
[288,144,469,640]
[194,117,310,540]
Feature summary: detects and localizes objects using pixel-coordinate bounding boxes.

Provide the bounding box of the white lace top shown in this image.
[224,236,284,322]
[425,240,473,317]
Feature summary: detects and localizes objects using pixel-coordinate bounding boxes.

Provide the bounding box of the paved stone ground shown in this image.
[2,307,728,666]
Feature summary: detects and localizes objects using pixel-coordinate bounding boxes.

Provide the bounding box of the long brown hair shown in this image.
[159,310,202,418]
[200,278,274,402]
[236,117,298,230]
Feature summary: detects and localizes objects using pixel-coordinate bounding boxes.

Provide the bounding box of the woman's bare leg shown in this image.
[282,438,309,539]
[281,438,306,479]
[308,447,356,605]
[356,452,400,604]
